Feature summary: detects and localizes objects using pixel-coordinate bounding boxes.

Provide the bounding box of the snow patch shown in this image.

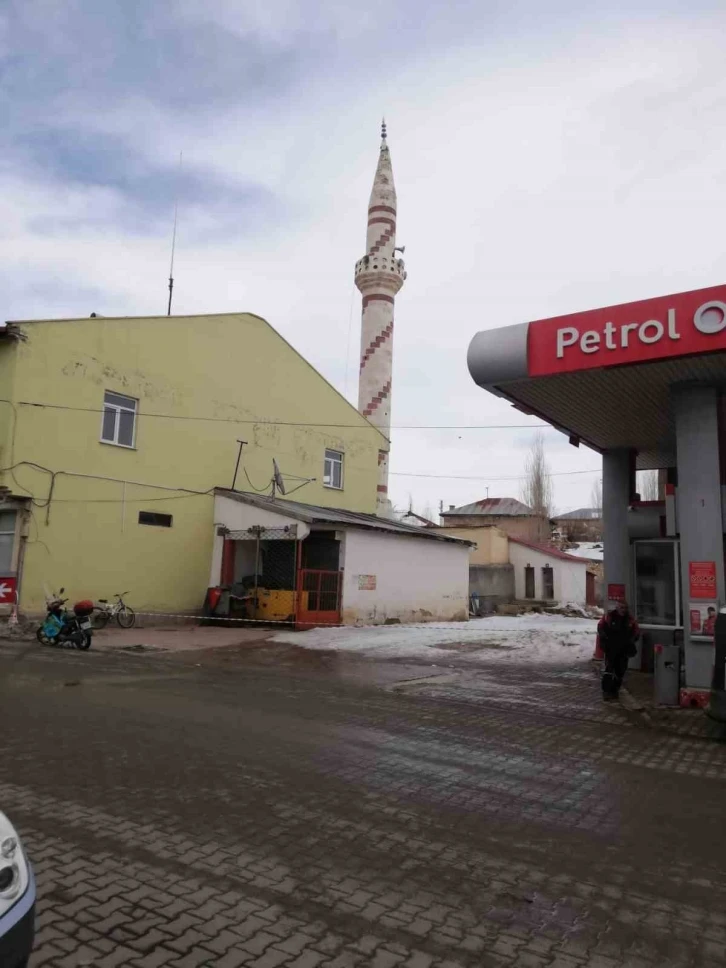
[566,542,604,562]
[274,614,598,665]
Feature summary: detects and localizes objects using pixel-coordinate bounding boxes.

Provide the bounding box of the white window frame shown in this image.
[101,391,138,449]
[632,538,682,631]
[323,449,344,490]
[0,509,17,575]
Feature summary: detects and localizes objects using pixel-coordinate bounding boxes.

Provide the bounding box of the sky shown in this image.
[2,0,725,516]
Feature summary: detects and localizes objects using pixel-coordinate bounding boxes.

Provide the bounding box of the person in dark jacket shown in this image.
[598,602,639,700]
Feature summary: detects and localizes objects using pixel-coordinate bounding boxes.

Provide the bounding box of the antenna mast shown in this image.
[167,151,183,316]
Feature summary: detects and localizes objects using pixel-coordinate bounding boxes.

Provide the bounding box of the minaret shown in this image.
[355,120,407,514]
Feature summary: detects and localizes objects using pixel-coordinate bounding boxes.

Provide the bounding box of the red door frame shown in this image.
[586,571,596,606]
[221,538,236,585]
[296,569,342,630]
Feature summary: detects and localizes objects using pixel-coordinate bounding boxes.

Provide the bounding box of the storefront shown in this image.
[467,283,726,698]
[210,489,471,628]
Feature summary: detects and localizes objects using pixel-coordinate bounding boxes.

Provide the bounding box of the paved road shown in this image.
[1,637,726,968]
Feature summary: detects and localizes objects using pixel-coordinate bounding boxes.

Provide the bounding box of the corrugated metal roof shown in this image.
[510,537,591,563]
[215,489,473,545]
[556,507,602,520]
[397,511,438,528]
[442,497,535,517]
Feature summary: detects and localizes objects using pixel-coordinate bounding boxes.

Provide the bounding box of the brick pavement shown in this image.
[0,640,725,967]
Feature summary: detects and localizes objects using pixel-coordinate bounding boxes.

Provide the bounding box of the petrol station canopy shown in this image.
[467,284,726,469]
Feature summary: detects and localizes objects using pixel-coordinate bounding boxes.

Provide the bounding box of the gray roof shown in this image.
[442,497,535,517]
[556,507,602,520]
[216,490,473,545]
[397,510,438,528]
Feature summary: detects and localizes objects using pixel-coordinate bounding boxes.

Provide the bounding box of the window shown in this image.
[101,391,137,448]
[323,449,344,489]
[634,540,678,626]
[0,511,17,573]
[138,511,173,528]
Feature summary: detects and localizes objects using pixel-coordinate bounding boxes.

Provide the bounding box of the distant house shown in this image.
[565,542,604,606]
[438,524,514,612]
[441,497,551,543]
[438,523,592,610]
[509,538,592,605]
[554,507,603,541]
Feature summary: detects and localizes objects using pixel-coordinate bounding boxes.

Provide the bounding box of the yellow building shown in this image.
[0,313,386,615]
[438,525,509,566]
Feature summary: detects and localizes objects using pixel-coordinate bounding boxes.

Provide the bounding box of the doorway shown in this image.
[297,530,343,629]
[525,565,535,599]
[542,565,554,600]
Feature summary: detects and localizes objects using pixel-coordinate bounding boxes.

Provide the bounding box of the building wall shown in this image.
[341,530,469,625]
[0,314,383,613]
[468,564,514,612]
[0,347,17,472]
[437,525,509,565]
[509,543,587,604]
[441,514,548,542]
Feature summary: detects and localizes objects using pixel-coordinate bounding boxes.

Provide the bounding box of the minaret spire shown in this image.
[355,122,407,515]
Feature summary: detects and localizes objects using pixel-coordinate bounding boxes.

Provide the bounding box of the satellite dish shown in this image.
[272,459,286,496]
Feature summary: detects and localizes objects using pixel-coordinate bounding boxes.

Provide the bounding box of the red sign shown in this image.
[528,284,726,377]
[690,609,703,633]
[0,577,17,604]
[689,561,717,600]
[607,583,626,604]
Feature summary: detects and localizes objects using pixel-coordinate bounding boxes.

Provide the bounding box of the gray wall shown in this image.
[675,385,725,688]
[603,449,633,605]
[469,563,514,614]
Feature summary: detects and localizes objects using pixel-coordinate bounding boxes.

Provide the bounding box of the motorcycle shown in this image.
[36,588,94,650]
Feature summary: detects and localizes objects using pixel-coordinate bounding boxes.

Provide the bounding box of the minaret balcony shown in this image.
[354,255,407,293]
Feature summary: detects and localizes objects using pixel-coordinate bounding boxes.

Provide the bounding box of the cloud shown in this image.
[1,1,725,516]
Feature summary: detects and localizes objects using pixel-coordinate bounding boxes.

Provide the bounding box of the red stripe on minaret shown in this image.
[369,205,396,216]
[368,226,394,255]
[362,380,392,417]
[367,217,396,228]
[362,294,394,309]
[360,321,394,369]
[377,485,388,493]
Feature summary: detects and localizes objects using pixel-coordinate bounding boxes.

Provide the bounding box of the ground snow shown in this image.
[566,542,604,562]
[274,614,598,665]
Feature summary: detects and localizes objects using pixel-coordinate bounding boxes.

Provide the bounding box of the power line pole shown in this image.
[231,440,247,490]
[167,151,183,315]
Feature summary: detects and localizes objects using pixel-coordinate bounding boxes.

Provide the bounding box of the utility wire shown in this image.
[343,283,357,402]
[4,460,602,509]
[17,399,546,431]
[390,468,600,481]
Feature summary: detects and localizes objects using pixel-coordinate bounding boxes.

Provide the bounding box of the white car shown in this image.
[0,813,35,968]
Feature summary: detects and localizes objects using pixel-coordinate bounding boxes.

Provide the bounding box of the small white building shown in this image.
[508,537,590,605]
[210,490,471,627]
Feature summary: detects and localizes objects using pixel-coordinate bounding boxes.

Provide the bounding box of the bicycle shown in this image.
[92,592,136,629]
